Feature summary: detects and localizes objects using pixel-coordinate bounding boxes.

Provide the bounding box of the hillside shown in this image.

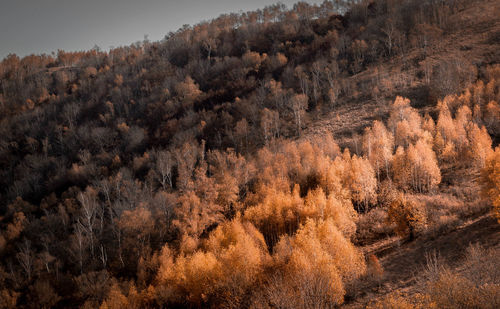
[303,0,500,146]
[344,213,500,307]
[0,0,499,308]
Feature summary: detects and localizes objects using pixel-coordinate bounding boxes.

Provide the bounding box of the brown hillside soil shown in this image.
[343,213,500,308]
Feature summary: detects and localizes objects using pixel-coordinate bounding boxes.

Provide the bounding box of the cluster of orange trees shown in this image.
[95,82,499,307]
[1,72,498,307]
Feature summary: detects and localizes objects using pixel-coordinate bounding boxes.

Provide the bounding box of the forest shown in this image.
[0,0,499,308]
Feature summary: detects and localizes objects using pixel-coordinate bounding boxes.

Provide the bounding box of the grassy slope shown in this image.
[344,213,500,307]
[303,0,500,148]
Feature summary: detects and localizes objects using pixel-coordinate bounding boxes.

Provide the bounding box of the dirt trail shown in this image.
[344,214,500,308]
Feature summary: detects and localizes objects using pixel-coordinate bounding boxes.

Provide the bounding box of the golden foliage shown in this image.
[156,218,269,307]
[341,152,378,210]
[435,96,493,168]
[172,190,223,239]
[207,149,253,212]
[468,124,493,169]
[271,218,366,306]
[99,282,128,309]
[244,184,303,247]
[388,97,423,148]
[386,194,427,239]
[242,51,266,70]
[393,139,441,193]
[304,188,357,238]
[363,120,394,180]
[481,147,500,222]
[174,76,202,108]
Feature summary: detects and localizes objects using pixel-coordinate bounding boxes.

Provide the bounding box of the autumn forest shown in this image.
[0,0,500,308]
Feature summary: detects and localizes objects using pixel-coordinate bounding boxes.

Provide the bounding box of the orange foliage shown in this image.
[156,218,269,307]
[388,97,423,148]
[174,76,202,109]
[5,212,26,241]
[272,218,366,306]
[386,194,427,239]
[481,147,500,222]
[393,139,441,192]
[0,289,19,309]
[342,152,377,211]
[363,120,394,180]
[172,191,223,240]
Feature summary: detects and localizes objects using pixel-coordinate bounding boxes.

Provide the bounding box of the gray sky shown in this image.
[0,0,325,60]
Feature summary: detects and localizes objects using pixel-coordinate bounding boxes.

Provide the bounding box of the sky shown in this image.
[0,0,325,60]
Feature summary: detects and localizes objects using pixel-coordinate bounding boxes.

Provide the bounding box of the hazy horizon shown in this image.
[0,0,324,60]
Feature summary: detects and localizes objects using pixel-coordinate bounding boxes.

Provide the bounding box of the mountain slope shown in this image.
[0,0,499,308]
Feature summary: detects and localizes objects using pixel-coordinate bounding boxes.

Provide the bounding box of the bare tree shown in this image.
[77,188,98,257]
[381,20,398,56]
[155,149,175,190]
[16,239,33,281]
[290,93,308,135]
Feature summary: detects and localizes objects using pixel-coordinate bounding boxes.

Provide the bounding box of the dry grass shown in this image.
[345,213,500,308]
